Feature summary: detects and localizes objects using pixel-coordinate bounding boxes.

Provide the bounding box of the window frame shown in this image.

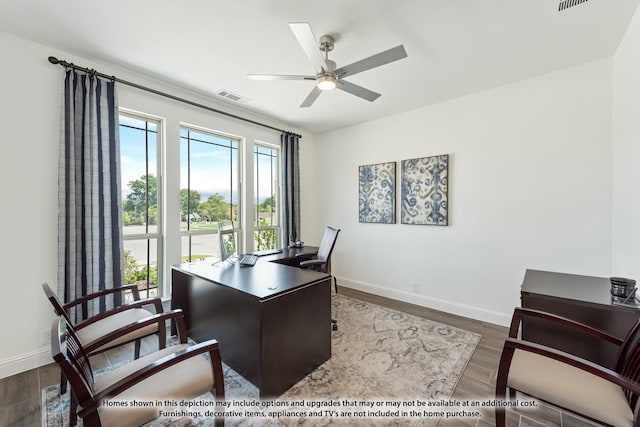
[253,141,281,250]
[179,124,243,261]
[119,109,164,299]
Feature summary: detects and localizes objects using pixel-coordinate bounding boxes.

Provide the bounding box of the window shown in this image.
[119,112,162,299]
[254,143,280,250]
[180,126,240,261]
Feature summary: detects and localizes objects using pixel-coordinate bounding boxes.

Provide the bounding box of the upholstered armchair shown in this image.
[495,307,640,427]
[42,282,165,359]
[51,309,225,427]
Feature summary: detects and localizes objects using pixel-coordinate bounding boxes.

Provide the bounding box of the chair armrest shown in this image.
[74,297,164,330]
[63,285,141,311]
[79,339,224,417]
[500,337,640,396]
[83,309,187,354]
[509,307,623,346]
[299,259,326,268]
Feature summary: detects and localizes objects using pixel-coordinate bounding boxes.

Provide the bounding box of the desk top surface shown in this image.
[522,269,637,309]
[172,246,330,299]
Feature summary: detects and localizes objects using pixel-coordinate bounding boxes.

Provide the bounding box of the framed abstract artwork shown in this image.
[359,162,396,224]
[401,154,449,225]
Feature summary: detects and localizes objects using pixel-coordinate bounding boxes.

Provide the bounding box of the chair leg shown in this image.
[495,406,506,427]
[70,390,78,426]
[494,349,513,427]
[134,338,141,359]
[60,370,67,394]
[495,370,511,427]
[494,386,508,427]
[82,411,101,427]
[331,276,338,330]
[209,347,225,427]
[158,322,167,350]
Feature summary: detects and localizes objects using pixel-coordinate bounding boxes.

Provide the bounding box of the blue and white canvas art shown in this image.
[401,155,448,225]
[359,162,396,224]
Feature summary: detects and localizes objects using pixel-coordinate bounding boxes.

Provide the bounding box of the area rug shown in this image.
[43,294,481,426]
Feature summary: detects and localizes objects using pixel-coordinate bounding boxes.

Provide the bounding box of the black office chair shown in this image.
[297,226,340,330]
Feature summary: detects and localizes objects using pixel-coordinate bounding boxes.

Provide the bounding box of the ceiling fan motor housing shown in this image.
[319,35,335,52]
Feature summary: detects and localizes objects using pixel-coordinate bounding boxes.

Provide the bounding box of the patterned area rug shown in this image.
[43,294,481,426]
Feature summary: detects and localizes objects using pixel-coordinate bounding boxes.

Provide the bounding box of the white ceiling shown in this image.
[0,0,638,134]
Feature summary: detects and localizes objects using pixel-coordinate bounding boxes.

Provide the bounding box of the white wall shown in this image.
[313,60,614,324]
[0,30,311,378]
[0,31,61,378]
[612,5,640,279]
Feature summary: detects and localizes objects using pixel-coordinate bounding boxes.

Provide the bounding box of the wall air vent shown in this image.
[216,89,250,104]
[558,0,590,12]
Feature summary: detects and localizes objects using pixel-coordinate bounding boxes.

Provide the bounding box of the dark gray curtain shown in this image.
[280,132,301,245]
[58,68,124,321]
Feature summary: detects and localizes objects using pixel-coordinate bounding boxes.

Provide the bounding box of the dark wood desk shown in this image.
[171,247,331,397]
[521,269,639,368]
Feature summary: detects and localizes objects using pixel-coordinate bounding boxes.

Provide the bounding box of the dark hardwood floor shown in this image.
[339,288,599,427]
[1,288,600,426]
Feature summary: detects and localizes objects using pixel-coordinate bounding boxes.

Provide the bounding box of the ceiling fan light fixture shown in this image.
[317,75,337,91]
[250,23,407,107]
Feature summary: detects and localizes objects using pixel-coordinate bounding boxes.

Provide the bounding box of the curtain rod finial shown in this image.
[48,56,60,65]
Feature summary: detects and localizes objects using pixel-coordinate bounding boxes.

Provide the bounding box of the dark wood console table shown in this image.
[171,247,331,397]
[521,269,639,369]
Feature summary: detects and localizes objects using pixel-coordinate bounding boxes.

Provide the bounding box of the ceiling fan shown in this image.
[248,22,408,107]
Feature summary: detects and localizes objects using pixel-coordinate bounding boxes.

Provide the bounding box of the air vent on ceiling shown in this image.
[216,89,250,104]
[558,0,590,12]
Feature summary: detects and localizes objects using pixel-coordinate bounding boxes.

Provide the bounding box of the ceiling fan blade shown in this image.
[300,86,323,108]
[337,80,381,102]
[247,74,315,81]
[289,22,328,73]
[334,45,407,78]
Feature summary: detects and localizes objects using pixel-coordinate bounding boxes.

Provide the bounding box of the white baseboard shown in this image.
[337,276,512,327]
[0,347,51,380]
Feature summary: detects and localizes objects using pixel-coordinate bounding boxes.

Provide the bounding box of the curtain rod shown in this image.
[48,56,302,139]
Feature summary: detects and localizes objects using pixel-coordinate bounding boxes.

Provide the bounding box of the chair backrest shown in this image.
[617,319,640,407]
[218,221,237,261]
[316,227,340,274]
[42,283,74,326]
[51,316,96,405]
